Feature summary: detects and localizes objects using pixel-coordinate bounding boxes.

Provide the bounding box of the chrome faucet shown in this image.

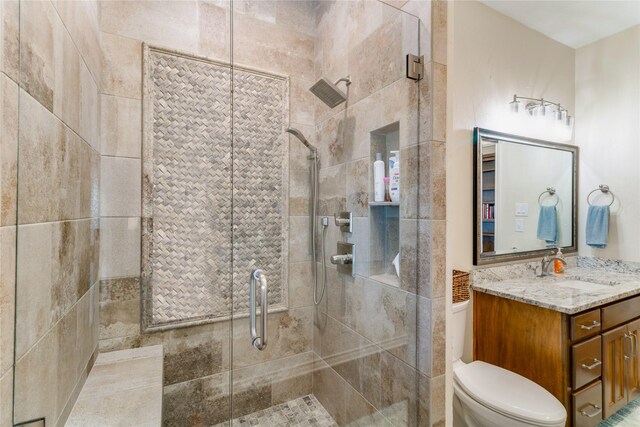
[537,254,567,277]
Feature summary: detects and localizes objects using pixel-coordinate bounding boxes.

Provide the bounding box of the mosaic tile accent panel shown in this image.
[214,395,337,427]
[142,46,289,330]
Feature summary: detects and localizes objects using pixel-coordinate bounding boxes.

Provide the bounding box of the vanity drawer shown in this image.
[572,380,602,427]
[601,295,640,330]
[571,309,601,341]
[572,336,602,389]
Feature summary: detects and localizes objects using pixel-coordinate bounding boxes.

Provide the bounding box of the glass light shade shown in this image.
[555,109,566,121]
[509,100,521,113]
[566,115,574,128]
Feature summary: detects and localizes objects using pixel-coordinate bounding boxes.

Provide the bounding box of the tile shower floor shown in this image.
[216,395,337,427]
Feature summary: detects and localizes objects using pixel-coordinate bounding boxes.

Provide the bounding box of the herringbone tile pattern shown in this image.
[145,50,288,327]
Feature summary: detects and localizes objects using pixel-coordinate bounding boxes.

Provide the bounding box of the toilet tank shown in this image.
[452,300,470,362]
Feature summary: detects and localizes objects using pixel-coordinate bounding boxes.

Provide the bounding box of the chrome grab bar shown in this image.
[250,269,268,351]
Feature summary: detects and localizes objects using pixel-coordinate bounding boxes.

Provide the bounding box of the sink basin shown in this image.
[554,280,612,292]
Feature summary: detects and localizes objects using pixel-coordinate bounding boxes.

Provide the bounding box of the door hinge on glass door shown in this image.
[406,54,424,81]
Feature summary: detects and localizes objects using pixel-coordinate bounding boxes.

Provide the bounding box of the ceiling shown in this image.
[479,0,640,48]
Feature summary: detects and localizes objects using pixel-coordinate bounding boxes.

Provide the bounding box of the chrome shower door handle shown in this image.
[250,269,268,351]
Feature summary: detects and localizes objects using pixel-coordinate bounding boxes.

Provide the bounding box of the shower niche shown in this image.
[368,123,400,287]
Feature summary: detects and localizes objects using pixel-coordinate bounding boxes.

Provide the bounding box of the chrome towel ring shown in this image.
[538,187,559,207]
[587,184,615,207]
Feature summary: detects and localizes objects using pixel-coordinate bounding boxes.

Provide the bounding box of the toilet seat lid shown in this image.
[454,361,566,426]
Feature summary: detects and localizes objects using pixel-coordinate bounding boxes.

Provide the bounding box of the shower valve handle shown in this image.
[330,254,353,265]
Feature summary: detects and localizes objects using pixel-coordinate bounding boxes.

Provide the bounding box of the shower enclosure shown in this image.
[5,1,446,426]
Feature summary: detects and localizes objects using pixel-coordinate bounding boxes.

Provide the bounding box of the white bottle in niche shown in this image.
[388,151,397,177]
[374,153,385,202]
[390,151,400,203]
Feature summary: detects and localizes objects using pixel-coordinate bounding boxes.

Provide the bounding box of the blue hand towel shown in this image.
[537,205,557,244]
[586,205,609,248]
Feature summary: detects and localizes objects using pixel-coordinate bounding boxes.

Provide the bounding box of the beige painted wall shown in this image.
[576,25,640,262]
[447,0,575,363]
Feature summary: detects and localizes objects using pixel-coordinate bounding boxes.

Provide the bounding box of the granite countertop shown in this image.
[472,266,640,314]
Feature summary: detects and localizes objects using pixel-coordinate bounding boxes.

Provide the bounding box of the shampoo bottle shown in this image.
[388,152,397,178]
[374,153,385,202]
[390,151,400,203]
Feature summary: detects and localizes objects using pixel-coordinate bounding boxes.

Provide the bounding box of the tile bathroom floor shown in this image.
[215,395,337,427]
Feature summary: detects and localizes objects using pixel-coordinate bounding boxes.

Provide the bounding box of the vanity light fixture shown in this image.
[509,95,574,127]
[508,95,574,141]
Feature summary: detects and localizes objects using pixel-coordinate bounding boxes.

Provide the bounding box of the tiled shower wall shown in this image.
[96,1,318,424]
[0,2,18,424]
[2,1,102,426]
[311,0,447,425]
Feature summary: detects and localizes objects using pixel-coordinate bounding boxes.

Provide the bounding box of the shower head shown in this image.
[286,128,317,152]
[309,76,350,108]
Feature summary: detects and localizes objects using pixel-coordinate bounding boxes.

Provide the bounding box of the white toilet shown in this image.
[452,300,567,427]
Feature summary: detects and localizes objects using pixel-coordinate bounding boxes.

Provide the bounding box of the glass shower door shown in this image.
[229,1,425,425]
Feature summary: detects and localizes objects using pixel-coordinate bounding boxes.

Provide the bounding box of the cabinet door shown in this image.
[626,318,640,400]
[602,325,628,418]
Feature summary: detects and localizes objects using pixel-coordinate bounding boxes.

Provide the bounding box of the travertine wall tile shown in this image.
[198,1,230,62]
[99,217,141,278]
[232,307,313,368]
[0,0,19,81]
[13,2,102,424]
[312,1,446,423]
[0,227,15,377]
[232,352,314,417]
[288,124,314,216]
[346,158,369,217]
[14,325,59,424]
[417,220,446,298]
[417,295,446,378]
[100,156,141,217]
[432,62,447,142]
[15,222,53,358]
[318,163,346,215]
[101,32,141,98]
[289,215,312,263]
[100,95,141,158]
[163,372,230,426]
[18,90,100,224]
[431,0,447,66]
[289,261,314,308]
[380,351,419,426]
[165,322,230,386]
[56,304,78,414]
[0,74,18,226]
[52,0,102,85]
[100,1,199,54]
[313,355,347,425]
[233,10,315,80]
[0,368,12,426]
[347,11,404,105]
[20,0,57,111]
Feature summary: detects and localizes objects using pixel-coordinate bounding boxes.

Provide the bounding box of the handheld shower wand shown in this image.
[286,128,326,305]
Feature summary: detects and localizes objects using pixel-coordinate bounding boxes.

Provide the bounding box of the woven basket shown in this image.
[452,270,470,303]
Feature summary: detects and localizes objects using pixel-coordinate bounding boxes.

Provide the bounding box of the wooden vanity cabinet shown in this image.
[602,317,640,417]
[474,291,640,427]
